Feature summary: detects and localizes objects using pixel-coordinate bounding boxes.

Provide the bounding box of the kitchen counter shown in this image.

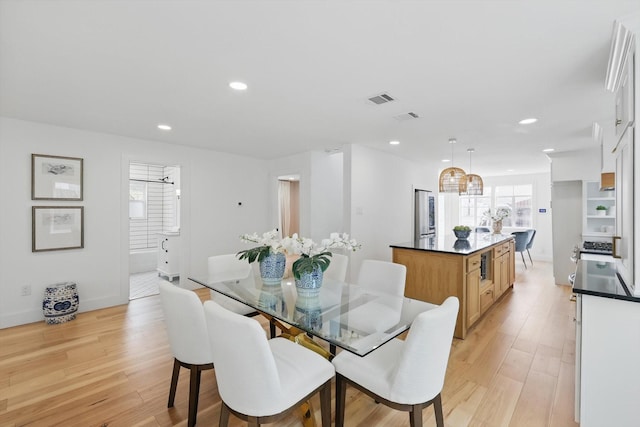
[573,260,640,303]
[390,232,514,255]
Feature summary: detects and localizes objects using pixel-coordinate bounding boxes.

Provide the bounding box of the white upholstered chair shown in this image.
[323,252,349,282]
[203,299,335,427]
[207,254,258,316]
[158,282,213,427]
[332,296,459,427]
[356,259,407,296]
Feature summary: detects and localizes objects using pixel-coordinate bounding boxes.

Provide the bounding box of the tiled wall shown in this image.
[129,163,179,251]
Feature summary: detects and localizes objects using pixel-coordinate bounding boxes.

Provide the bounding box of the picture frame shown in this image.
[31,154,83,200]
[32,206,84,252]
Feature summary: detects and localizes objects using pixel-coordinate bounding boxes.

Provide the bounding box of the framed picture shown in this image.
[31,154,83,200]
[32,206,84,252]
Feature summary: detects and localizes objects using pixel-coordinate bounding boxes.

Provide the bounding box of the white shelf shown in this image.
[586,197,615,201]
[586,215,615,219]
[582,232,614,237]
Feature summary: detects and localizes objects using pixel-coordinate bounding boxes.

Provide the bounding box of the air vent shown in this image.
[394,112,420,121]
[367,92,395,105]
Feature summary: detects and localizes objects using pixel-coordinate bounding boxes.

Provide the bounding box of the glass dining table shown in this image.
[189,270,438,357]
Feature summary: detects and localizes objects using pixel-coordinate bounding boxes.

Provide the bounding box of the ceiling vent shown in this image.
[394,112,420,121]
[367,92,395,105]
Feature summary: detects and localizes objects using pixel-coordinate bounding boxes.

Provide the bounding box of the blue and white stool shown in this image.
[43,282,79,324]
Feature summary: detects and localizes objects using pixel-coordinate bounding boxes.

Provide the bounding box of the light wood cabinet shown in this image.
[466,262,481,326]
[493,243,511,297]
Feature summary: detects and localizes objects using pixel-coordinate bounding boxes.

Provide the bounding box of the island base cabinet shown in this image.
[578,295,640,426]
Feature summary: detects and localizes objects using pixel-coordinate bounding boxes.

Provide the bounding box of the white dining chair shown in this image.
[332,296,459,427]
[207,254,259,316]
[356,259,407,296]
[203,299,335,427]
[323,252,349,282]
[158,282,213,427]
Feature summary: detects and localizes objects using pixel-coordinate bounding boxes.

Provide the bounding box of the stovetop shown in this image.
[582,240,613,255]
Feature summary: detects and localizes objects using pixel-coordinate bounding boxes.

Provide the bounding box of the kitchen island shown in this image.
[391,232,515,339]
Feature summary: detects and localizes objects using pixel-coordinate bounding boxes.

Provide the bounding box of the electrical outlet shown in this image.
[20,285,31,296]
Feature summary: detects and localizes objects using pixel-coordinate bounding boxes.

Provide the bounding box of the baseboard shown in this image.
[0,294,129,329]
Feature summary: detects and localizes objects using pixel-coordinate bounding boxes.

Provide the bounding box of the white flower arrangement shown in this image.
[237,229,287,263]
[283,232,360,257]
[483,207,511,222]
[282,232,361,279]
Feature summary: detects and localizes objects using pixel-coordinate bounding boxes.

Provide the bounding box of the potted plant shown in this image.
[453,225,472,239]
[596,205,607,216]
[237,229,288,284]
[285,233,360,295]
[483,207,511,234]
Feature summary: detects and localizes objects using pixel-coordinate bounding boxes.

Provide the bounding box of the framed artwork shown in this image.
[31,154,83,200]
[32,206,84,252]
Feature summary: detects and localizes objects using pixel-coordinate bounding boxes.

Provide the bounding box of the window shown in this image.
[129,181,147,219]
[459,188,491,227]
[460,184,532,228]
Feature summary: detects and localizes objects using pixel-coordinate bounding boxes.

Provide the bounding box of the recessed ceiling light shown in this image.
[506,169,515,172]
[389,140,400,145]
[157,124,172,131]
[519,117,537,125]
[442,159,451,163]
[229,81,248,90]
[542,148,555,152]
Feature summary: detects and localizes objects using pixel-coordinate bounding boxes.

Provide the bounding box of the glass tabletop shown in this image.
[189,271,437,357]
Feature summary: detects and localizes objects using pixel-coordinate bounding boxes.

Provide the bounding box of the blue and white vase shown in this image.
[294,294,322,330]
[259,252,286,284]
[294,265,323,297]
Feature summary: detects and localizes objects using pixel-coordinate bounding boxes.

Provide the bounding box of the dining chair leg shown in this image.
[433,393,444,427]
[320,382,331,427]
[247,416,259,427]
[521,252,527,269]
[409,403,423,427]
[187,365,202,427]
[527,249,533,265]
[335,374,347,427]
[269,319,276,338]
[168,358,180,407]
[219,401,231,427]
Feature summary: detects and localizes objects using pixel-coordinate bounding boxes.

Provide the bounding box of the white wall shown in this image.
[548,147,600,182]
[344,145,437,281]
[0,117,270,328]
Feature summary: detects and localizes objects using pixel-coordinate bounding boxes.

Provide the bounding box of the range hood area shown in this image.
[600,172,615,191]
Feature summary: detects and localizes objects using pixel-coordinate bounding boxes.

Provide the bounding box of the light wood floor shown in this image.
[0,261,578,427]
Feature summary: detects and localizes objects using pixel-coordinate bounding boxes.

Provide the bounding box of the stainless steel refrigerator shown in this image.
[415,189,436,240]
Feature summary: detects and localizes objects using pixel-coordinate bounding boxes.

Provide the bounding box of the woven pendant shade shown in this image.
[459,147,484,195]
[464,173,484,195]
[439,138,467,193]
[439,167,467,193]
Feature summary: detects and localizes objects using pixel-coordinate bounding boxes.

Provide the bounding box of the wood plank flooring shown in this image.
[0,261,579,426]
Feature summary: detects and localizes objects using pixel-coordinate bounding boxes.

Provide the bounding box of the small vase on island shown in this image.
[492,220,503,234]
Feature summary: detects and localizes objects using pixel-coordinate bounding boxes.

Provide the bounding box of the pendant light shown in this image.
[461,148,484,196]
[439,138,467,193]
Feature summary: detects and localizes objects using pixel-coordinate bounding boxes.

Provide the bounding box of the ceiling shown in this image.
[1,1,639,177]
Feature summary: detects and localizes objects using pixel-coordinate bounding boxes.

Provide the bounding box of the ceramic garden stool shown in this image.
[43,282,79,324]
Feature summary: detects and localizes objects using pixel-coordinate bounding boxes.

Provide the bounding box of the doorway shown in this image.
[278,175,300,238]
[129,162,181,299]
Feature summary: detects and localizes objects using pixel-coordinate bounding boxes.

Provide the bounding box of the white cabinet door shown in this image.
[614,128,634,292]
[157,234,180,280]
